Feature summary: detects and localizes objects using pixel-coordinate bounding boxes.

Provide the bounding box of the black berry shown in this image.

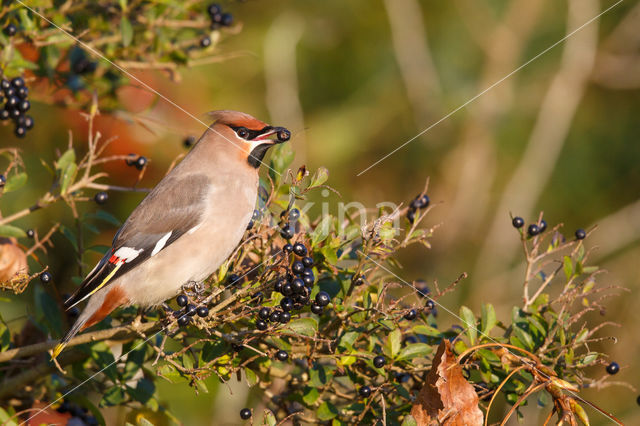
[3,24,17,37]
[17,86,28,99]
[411,194,430,209]
[196,306,209,317]
[0,109,9,121]
[352,275,365,286]
[302,256,314,268]
[426,300,435,310]
[232,343,243,352]
[292,242,307,257]
[373,355,386,369]
[183,136,196,148]
[538,219,547,233]
[26,229,35,238]
[5,95,18,108]
[227,273,241,286]
[606,362,619,375]
[291,260,305,275]
[527,224,539,237]
[280,297,294,312]
[23,115,33,129]
[258,307,271,320]
[274,278,284,293]
[239,408,251,420]
[283,243,293,253]
[288,208,300,222]
[403,309,417,321]
[207,4,221,17]
[269,310,282,323]
[134,156,147,170]
[512,216,524,228]
[40,271,52,284]
[177,315,190,326]
[94,191,108,205]
[280,311,291,323]
[220,12,233,26]
[1,80,10,90]
[310,302,323,315]
[176,295,188,307]
[359,386,371,398]
[281,283,293,296]
[200,36,211,48]
[14,126,26,138]
[575,229,586,240]
[302,274,314,286]
[0,174,6,187]
[11,77,24,88]
[252,291,264,304]
[256,319,268,331]
[396,373,410,383]
[275,350,289,361]
[280,224,294,240]
[185,304,197,316]
[315,291,330,307]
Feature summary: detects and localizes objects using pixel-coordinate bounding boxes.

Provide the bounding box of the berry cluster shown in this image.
[125,154,148,171]
[407,193,429,223]
[279,208,301,240]
[207,4,234,29]
[1,77,34,138]
[174,294,209,327]
[56,399,99,425]
[255,239,329,331]
[512,216,587,241]
[200,4,234,48]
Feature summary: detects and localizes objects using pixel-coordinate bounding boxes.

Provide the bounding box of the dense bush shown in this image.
[0,1,628,425]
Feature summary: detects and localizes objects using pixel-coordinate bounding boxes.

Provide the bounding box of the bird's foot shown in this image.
[181,281,206,298]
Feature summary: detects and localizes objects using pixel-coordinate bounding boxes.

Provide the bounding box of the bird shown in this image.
[52,110,291,359]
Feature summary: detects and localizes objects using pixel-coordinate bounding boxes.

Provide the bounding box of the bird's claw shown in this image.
[181,281,205,298]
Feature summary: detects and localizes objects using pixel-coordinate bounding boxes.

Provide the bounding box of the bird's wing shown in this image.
[64,173,211,309]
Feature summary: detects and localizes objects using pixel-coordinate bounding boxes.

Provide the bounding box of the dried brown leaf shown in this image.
[0,237,28,283]
[411,340,483,426]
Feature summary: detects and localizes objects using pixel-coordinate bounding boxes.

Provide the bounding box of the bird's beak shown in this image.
[255,126,291,144]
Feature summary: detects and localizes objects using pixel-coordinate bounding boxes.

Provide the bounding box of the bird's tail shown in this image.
[51,313,89,360]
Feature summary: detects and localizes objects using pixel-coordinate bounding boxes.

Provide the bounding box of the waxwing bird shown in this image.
[52,110,291,359]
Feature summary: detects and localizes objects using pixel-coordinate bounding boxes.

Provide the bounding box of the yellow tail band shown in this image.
[51,342,66,360]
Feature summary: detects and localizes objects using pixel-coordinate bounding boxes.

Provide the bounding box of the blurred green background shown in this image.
[2,0,639,424]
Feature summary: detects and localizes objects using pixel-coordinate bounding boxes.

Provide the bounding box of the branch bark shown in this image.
[0,322,158,364]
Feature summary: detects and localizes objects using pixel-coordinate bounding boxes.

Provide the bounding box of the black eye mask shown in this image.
[229,125,272,141]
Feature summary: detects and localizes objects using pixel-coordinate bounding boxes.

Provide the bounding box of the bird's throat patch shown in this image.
[248,144,273,168]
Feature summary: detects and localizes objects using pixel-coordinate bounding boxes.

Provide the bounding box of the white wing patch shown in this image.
[151,231,173,256]
[114,246,144,262]
[187,224,202,235]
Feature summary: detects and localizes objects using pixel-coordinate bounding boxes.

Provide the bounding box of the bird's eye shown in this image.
[236,127,249,139]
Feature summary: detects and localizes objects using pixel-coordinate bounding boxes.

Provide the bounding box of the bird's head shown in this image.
[206,110,290,168]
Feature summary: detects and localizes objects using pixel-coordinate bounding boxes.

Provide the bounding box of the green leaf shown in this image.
[481,303,497,336]
[401,415,418,426]
[3,172,27,193]
[397,343,432,361]
[413,324,441,337]
[311,215,332,245]
[87,210,121,226]
[121,17,133,47]
[269,143,294,180]
[309,167,329,188]
[286,317,317,337]
[0,407,18,426]
[263,409,277,426]
[56,148,76,172]
[386,329,402,358]
[34,285,63,338]
[563,256,573,280]
[101,386,125,406]
[0,225,27,238]
[317,401,339,420]
[245,367,258,386]
[0,315,10,351]
[303,386,320,405]
[460,306,477,345]
[512,326,534,351]
[579,353,598,366]
[60,162,77,194]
